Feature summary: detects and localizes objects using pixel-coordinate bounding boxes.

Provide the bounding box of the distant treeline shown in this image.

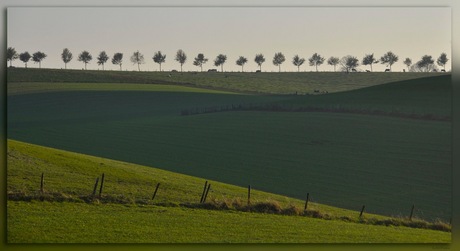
[6,47,449,73]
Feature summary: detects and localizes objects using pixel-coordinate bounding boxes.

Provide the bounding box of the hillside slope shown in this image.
[7,140,451,243]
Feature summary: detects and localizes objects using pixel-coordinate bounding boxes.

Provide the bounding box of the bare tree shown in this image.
[380,51,398,71]
[272,52,286,72]
[61,48,73,69]
[130,51,145,71]
[362,53,379,72]
[78,51,92,70]
[153,51,166,71]
[19,52,31,68]
[112,53,123,71]
[236,56,248,72]
[413,55,435,72]
[292,55,305,72]
[327,56,340,72]
[175,49,187,72]
[97,51,109,70]
[308,53,325,72]
[254,53,265,71]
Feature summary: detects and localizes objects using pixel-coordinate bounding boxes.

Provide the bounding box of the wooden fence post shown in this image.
[304,193,309,211]
[203,184,211,203]
[200,181,208,203]
[248,185,251,206]
[152,183,160,201]
[40,173,44,193]
[92,177,99,196]
[99,173,105,197]
[409,205,415,221]
[359,205,365,218]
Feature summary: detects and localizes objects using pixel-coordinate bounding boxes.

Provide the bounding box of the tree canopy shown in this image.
[175,49,187,72]
[19,52,31,68]
[193,53,208,72]
[327,56,340,72]
[362,53,378,72]
[254,54,265,71]
[97,51,109,70]
[32,51,47,69]
[214,54,227,72]
[236,56,248,72]
[272,52,286,72]
[308,53,325,72]
[380,51,399,71]
[436,53,448,70]
[112,53,123,71]
[78,51,92,70]
[61,48,73,69]
[340,55,359,73]
[153,51,167,71]
[130,51,145,71]
[292,55,305,72]
[7,47,19,67]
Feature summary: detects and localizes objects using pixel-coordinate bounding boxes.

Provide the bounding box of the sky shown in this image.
[7,7,451,72]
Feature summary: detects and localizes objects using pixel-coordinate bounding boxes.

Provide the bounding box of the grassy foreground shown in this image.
[6,140,451,243]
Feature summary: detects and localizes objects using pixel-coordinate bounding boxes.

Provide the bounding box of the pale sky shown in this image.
[7,7,451,72]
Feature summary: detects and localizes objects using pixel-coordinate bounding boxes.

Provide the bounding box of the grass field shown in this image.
[6,68,452,243]
[7,76,451,222]
[7,67,446,94]
[7,140,451,243]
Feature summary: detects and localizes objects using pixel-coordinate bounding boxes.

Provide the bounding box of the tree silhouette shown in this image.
[254,53,265,71]
[214,54,227,72]
[112,53,123,71]
[236,56,248,72]
[61,48,73,69]
[327,56,340,72]
[7,47,19,67]
[340,55,359,73]
[130,51,145,71]
[416,55,435,72]
[308,53,325,72]
[19,52,31,68]
[153,51,166,71]
[436,53,448,71]
[32,51,47,69]
[292,55,305,72]
[78,51,92,70]
[97,51,109,70]
[175,49,187,72]
[272,52,286,72]
[403,58,412,72]
[380,51,398,71]
[193,53,208,72]
[362,53,379,72]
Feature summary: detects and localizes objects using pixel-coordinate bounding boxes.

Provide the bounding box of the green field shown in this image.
[7,140,451,243]
[6,68,452,242]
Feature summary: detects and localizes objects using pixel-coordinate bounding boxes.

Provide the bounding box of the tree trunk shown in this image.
[102,64,104,70]
[242,65,244,72]
[159,63,162,72]
[65,62,67,70]
[334,65,336,72]
[370,64,373,72]
[120,64,122,71]
[25,63,27,69]
[279,65,281,72]
[200,65,203,72]
[298,66,300,72]
[39,61,41,69]
[221,64,224,72]
[138,63,140,72]
[315,64,318,72]
[181,64,183,72]
[85,62,87,70]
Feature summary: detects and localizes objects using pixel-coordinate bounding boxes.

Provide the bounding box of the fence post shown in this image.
[409,205,415,221]
[203,184,211,203]
[248,185,251,206]
[40,173,44,193]
[92,177,99,196]
[304,193,309,212]
[200,181,208,203]
[152,183,160,201]
[99,173,105,197]
[359,205,365,218]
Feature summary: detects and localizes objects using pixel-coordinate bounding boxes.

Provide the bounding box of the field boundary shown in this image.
[180,103,452,121]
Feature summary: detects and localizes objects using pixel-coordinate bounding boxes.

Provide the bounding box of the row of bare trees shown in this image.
[6,47,449,73]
